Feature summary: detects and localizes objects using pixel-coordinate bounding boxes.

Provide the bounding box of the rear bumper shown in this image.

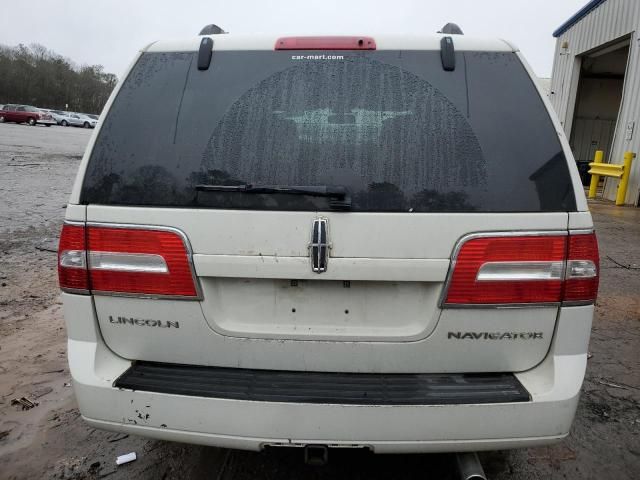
[37,119,56,125]
[71,337,581,452]
[64,294,592,453]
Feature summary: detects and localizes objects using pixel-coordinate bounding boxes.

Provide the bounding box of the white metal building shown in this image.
[550,0,640,205]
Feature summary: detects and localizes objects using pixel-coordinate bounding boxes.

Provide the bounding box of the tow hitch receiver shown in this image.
[304,445,329,466]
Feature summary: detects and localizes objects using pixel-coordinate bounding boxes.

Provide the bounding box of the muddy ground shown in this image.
[0,122,638,479]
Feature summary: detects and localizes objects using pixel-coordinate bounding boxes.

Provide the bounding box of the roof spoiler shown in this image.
[199,24,226,35]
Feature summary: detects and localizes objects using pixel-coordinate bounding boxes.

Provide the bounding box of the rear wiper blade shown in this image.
[195,184,351,210]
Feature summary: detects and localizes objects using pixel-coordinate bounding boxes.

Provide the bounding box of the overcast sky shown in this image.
[2,0,588,78]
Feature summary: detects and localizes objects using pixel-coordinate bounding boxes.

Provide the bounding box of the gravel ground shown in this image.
[0,122,638,479]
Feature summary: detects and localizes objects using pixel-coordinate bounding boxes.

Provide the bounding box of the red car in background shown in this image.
[0,104,56,126]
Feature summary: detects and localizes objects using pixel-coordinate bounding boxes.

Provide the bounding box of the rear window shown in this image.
[81,49,576,212]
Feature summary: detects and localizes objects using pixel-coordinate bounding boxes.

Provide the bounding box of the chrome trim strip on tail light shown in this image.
[476,261,564,282]
[88,252,169,273]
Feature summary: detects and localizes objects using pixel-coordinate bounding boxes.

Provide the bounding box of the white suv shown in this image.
[58,31,599,456]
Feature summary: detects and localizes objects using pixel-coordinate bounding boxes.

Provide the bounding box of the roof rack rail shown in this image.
[438,23,464,35]
[199,24,226,35]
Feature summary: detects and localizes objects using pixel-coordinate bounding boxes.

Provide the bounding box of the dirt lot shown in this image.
[0,122,638,479]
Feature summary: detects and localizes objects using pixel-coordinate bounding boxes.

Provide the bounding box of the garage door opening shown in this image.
[569,39,630,186]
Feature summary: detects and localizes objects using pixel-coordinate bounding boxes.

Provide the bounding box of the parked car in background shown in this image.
[49,110,73,126]
[78,113,97,128]
[0,104,56,126]
[52,111,97,128]
[86,114,99,120]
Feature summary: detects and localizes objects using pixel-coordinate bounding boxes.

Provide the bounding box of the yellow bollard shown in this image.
[588,150,604,199]
[615,151,636,206]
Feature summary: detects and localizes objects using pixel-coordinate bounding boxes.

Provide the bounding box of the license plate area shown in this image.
[199,278,442,341]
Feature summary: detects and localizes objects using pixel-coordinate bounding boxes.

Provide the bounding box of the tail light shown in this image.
[564,233,600,302]
[443,231,599,307]
[58,223,89,293]
[58,223,199,298]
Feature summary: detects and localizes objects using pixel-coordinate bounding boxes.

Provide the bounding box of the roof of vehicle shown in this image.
[145,34,517,54]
